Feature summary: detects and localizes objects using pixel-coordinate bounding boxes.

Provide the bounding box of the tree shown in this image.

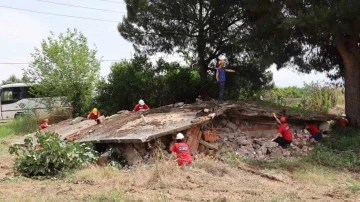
[95,55,200,115]
[1,75,22,85]
[1,74,32,85]
[118,0,275,99]
[25,29,101,116]
[269,0,360,125]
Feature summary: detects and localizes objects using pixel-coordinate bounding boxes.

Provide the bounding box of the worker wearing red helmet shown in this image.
[271,114,293,149]
[39,118,51,130]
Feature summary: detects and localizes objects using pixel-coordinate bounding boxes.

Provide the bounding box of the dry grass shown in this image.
[1,142,360,202]
[1,157,360,202]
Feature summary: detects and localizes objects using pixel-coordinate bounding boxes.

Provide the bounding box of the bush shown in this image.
[300,82,338,112]
[9,132,98,177]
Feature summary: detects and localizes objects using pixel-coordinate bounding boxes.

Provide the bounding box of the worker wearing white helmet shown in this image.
[133,99,150,112]
[337,113,348,130]
[171,133,192,166]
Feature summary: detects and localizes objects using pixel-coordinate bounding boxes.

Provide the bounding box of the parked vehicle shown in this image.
[0,83,70,120]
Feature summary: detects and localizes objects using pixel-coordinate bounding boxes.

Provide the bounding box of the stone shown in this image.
[268,147,283,159]
[253,139,264,146]
[228,133,236,139]
[224,127,232,133]
[198,144,207,153]
[259,145,267,155]
[124,145,143,166]
[227,121,238,131]
[175,102,184,107]
[253,143,261,150]
[263,142,278,148]
[302,146,308,152]
[98,151,111,166]
[237,139,252,146]
[133,143,147,157]
[297,133,304,138]
[220,119,228,127]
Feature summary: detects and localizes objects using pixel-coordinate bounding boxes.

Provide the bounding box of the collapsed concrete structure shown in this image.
[13,100,337,165]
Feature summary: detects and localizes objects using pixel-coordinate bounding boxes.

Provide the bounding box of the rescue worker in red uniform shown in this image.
[87,108,101,124]
[39,118,51,130]
[305,121,322,141]
[171,133,193,166]
[271,117,293,149]
[133,99,150,112]
[337,113,348,130]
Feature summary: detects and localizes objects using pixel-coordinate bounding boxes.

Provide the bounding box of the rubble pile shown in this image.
[103,115,318,166]
[203,116,316,160]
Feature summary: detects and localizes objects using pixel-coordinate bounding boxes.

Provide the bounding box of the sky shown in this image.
[0,0,332,87]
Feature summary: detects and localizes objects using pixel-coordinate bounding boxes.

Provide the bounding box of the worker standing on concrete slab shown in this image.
[39,118,51,130]
[216,60,235,102]
[271,116,293,149]
[88,108,101,124]
[133,99,150,112]
[171,133,193,166]
[304,121,322,141]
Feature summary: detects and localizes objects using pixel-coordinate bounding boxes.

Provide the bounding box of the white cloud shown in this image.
[270,65,332,87]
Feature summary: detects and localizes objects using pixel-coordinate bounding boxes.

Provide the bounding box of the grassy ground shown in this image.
[0,156,359,201]
[1,110,360,201]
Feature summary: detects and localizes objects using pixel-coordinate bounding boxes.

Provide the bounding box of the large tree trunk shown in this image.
[336,36,360,126]
[343,56,360,126]
[197,0,209,100]
[199,59,209,100]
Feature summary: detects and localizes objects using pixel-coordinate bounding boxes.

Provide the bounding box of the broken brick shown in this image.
[203,130,219,143]
[185,125,201,155]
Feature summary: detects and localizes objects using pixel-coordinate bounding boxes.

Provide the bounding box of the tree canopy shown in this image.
[118,0,276,99]
[269,0,360,125]
[1,74,31,85]
[25,28,101,116]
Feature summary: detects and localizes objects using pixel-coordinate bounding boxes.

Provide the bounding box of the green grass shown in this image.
[89,189,142,202]
[246,127,360,173]
[0,116,39,139]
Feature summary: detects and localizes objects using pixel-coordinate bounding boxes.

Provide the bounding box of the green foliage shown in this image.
[0,115,39,139]
[262,82,342,113]
[25,28,101,117]
[95,55,200,115]
[300,82,338,112]
[1,74,31,85]
[9,132,98,177]
[95,55,270,115]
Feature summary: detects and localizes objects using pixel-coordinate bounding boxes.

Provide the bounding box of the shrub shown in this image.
[9,132,98,177]
[301,82,339,112]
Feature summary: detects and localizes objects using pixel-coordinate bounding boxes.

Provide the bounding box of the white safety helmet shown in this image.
[176,133,184,140]
[139,99,145,106]
[341,113,346,117]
